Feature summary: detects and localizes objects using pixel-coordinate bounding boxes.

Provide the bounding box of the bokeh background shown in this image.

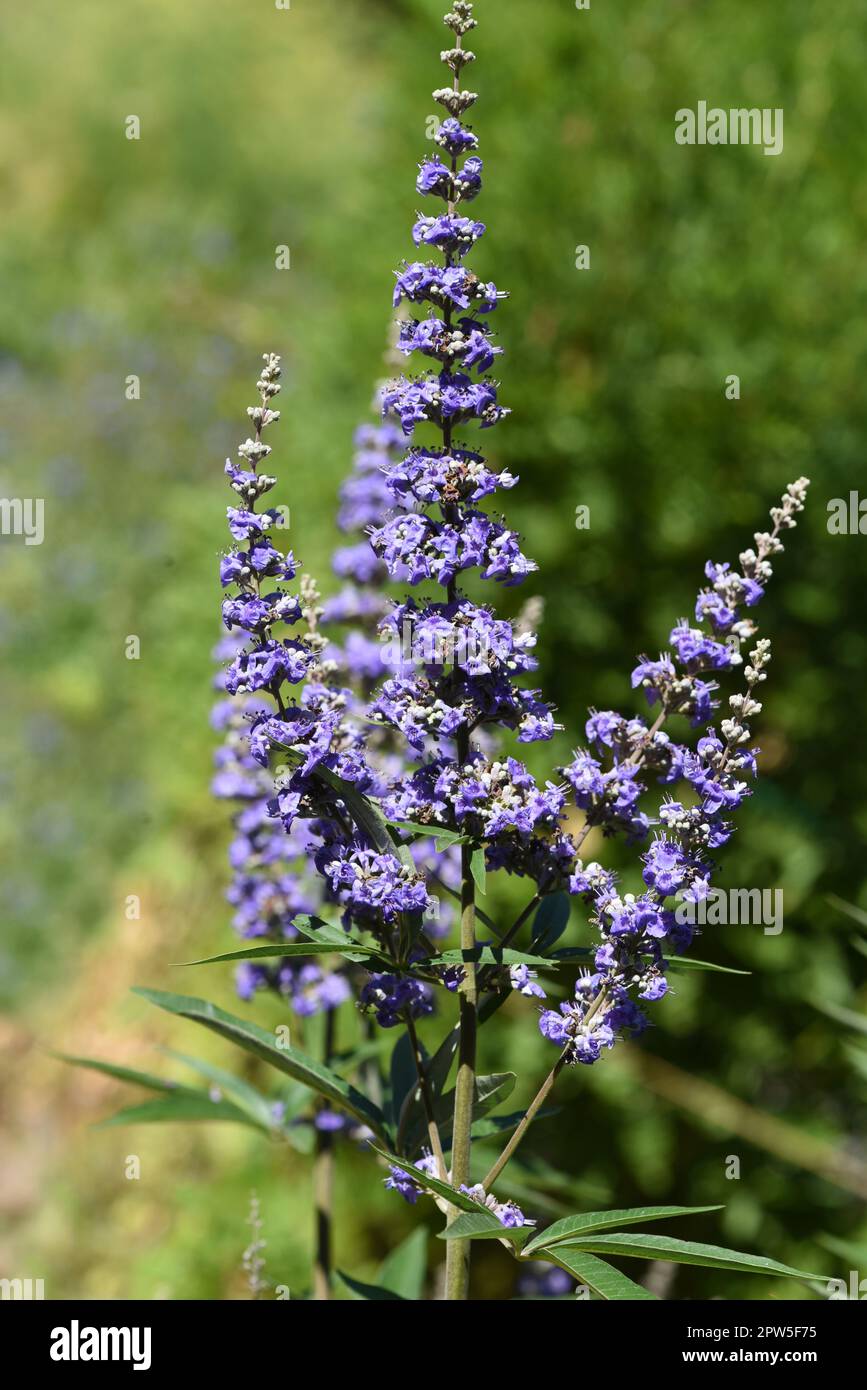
[1,0,865,1299]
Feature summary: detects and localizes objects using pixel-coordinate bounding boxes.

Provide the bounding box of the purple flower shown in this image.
[359,972,434,1028]
[385,1150,439,1204]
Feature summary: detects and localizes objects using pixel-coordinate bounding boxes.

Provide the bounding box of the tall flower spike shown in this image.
[221,355,313,699]
[221,359,436,970]
[374,2,578,916]
[542,479,810,1064]
[215,362,351,1016]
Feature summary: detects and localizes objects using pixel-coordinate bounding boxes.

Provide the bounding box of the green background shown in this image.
[1,0,865,1299]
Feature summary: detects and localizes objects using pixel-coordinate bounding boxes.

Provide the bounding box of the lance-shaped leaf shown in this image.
[425,1024,460,1095]
[336,1272,408,1301]
[844,1044,867,1084]
[97,1093,266,1130]
[404,1071,516,1154]
[531,893,571,954]
[161,1048,276,1132]
[387,820,469,852]
[420,946,555,969]
[437,1209,531,1248]
[391,1030,423,1132]
[396,1026,459,1146]
[275,752,414,870]
[376,1227,429,1300]
[827,894,867,930]
[556,1232,821,1280]
[470,846,487,896]
[368,1144,481,1213]
[132,988,387,1137]
[55,1053,199,1096]
[57,1051,275,1135]
[552,947,749,975]
[478,989,511,1025]
[815,1000,867,1036]
[469,1106,560,1143]
[178,940,385,968]
[523,1204,724,1256]
[538,1247,658,1301]
[292,915,389,965]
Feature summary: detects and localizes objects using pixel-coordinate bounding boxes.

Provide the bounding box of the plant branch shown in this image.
[444,837,478,1299]
[312,1008,337,1300]
[482,1047,569,1190]
[404,1012,449,1181]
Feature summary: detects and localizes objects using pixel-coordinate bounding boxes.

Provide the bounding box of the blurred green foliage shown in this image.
[1,0,865,1299]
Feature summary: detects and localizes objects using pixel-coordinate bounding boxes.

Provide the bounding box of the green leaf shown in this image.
[377,1227,429,1300]
[178,940,382,967]
[132,988,386,1136]
[539,1247,658,1300]
[275,753,414,870]
[844,1044,867,1083]
[558,1232,821,1280]
[470,846,487,896]
[551,947,749,975]
[524,1204,725,1255]
[815,1000,867,1035]
[397,1026,459,1148]
[291,916,386,964]
[827,894,867,931]
[817,1232,867,1267]
[97,1094,264,1130]
[478,989,511,1025]
[442,1071,516,1127]
[664,956,751,976]
[336,1271,408,1301]
[470,1106,560,1143]
[161,1048,276,1131]
[54,1053,199,1096]
[390,1031,422,1131]
[368,1144,480,1212]
[531,894,571,953]
[421,946,554,969]
[437,1210,530,1247]
[407,1071,517,1153]
[387,819,468,850]
[330,1034,392,1077]
[425,1025,460,1096]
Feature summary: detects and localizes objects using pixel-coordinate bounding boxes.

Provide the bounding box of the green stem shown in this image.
[312,1008,337,1300]
[481,989,609,1190]
[482,1048,568,1190]
[405,1013,449,1181]
[444,837,477,1300]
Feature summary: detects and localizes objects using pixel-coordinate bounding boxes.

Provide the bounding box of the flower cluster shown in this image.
[211,632,348,1014]
[384,1152,439,1203]
[220,357,313,699]
[364,9,571,927]
[540,479,809,1062]
[383,1163,532,1232]
[214,370,361,1017]
[208,8,811,1278]
[460,1184,534,1229]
